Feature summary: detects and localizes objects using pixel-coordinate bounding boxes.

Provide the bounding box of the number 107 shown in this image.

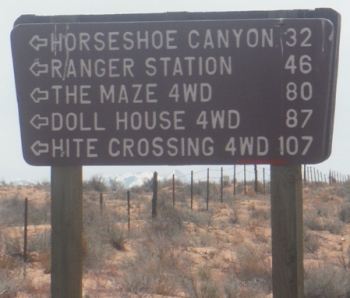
[278,136,313,156]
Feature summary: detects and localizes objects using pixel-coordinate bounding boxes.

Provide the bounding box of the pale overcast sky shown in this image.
[1,0,349,182]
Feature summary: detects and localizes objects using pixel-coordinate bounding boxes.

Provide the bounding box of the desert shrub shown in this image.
[178,264,223,298]
[173,189,189,203]
[323,217,344,234]
[221,188,235,204]
[304,212,324,231]
[209,184,223,202]
[83,224,109,269]
[0,195,50,227]
[33,181,50,191]
[27,201,50,225]
[119,235,180,296]
[20,279,51,297]
[141,177,154,193]
[234,243,271,293]
[0,253,20,272]
[304,210,344,234]
[338,203,350,223]
[304,264,350,297]
[188,181,221,201]
[38,248,51,274]
[198,230,216,247]
[304,230,320,253]
[28,230,50,250]
[128,176,155,194]
[149,204,183,241]
[26,230,51,272]
[233,182,246,195]
[1,180,8,186]
[191,181,208,197]
[223,277,241,298]
[249,207,270,221]
[83,175,107,192]
[2,233,23,261]
[159,177,186,189]
[181,207,213,228]
[0,193,24,227]
[228,208,240,225]
[332,185,350,199]
[83,206,125,268]
[196,266,222,298]
[108,225,127,251]
[157,188,174,204]
[0,269,18,298]
[107,178,125,192]
[245,181,266,194]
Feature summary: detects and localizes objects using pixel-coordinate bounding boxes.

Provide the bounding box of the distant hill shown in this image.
[103,170,189,188]
[4,170,188,189]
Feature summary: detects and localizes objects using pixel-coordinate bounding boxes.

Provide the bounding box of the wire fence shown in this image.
[172,165,349,185]
[1,164,349,269]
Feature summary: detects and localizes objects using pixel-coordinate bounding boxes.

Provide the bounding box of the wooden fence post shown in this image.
[51,166,83,298]
[152,172,158,218]
[23,198,28,265]
[310,167,313,182]
[263,168,266,196]
[244,165,247,195]
[172,174,175,206]
[100,192,103,215]
[271,165,304,298]
[254,164,258,193]
[206,168,209,210]
[220,167,223,203]
[127,191,131,231]
[233,165,236,197]
[191,171,193,210]
[314,168,317,183]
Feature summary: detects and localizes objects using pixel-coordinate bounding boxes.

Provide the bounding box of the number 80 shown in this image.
[286,82,313,101]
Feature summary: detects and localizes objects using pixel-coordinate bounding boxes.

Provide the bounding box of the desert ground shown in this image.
[1,177,350,297]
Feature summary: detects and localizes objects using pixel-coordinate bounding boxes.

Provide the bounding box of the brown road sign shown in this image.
[11,9,340,166]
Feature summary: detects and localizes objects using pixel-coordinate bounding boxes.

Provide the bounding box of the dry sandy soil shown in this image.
[1,180,350,297]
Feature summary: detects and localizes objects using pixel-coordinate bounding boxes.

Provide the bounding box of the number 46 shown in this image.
[285,55,312,74]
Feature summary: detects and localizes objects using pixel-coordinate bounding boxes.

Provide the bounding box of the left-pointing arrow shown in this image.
[30,88,49,103]
[29,35,48,51]
[31,141,49,156]
[30,115,49,129]
[30,61,48,77]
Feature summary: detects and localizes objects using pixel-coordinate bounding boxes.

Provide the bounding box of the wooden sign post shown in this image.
[271,165,304,297]
[51,166,83,298]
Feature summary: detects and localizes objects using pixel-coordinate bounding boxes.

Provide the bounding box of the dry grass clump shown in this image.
[306,212,344,235]
[0,193,24,227]
[0,269,18,298]
[248,203,270,223]
[304,264,350,297]
[118,234,181,296]
[304,230,321,254]
[338,202,350,223]
[234,243,272,294]
[83,203,127,269]
[195,265,222,298]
